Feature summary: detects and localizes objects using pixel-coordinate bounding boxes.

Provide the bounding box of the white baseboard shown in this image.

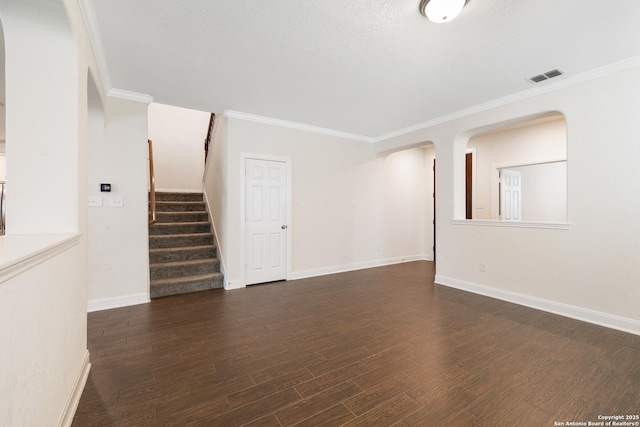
[223,255,432,291]
[88,293,150,312]
[435,275,640,336]
[224,279,245,290]
[58,350,91,427]
[288,254,431,281]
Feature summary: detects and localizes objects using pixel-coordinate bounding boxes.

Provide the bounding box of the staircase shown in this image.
[148,192,223,298]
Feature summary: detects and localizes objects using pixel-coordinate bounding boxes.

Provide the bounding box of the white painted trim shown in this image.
[435,275,640,336]
[240,153,292,287]
[465,148,477,216]
[0,234,81,284]
[88,293,150,312]
[224,110,374,143]
[57,350,91,427]
[288,254,432,281]
[79,1,154,104]
[155,188,203,194]
[78,0,112,92]
[374,55,640,143]
[107,88,153,104]
[202,190,227,282]
[451,219,571,230]
[224,280,245,290]
[492,157,567,170]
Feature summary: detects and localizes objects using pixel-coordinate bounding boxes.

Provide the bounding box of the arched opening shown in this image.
[381,141,436,260]
[462,112,567,224]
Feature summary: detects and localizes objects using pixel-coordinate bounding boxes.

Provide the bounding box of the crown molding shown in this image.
[76,2,640,142]
[223,110,375,143]
[79,0,153,105]
[107,88,154,104]
[373,55,640,143]
[78,0,112,92]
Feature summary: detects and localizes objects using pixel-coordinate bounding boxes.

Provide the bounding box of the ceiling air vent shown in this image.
[528,68,564,83]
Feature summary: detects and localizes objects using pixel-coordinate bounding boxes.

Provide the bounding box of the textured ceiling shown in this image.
[91,0,640,138]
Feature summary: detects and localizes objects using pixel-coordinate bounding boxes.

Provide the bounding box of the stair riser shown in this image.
[153,202,206,212]
[150,276,224,298]
[152,212,209,223]
[149,234,213,249]
[150,247,216,263]
[149,223,211,235]
[150,260,220,280]
[152,193,203,202]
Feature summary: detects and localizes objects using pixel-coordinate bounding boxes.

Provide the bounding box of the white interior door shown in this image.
[245,158,288,285]
[501,169,522,221]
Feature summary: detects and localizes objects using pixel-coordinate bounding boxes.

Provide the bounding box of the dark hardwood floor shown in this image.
[73,261,640,426]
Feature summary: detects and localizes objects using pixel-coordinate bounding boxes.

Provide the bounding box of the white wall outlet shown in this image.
[87,196,103,207]
[479,262,487,272]
[109,196,124,207]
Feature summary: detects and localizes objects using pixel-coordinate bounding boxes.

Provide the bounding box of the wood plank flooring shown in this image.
[73,261,640,426]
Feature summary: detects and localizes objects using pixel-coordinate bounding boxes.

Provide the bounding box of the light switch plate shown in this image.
[88,196,103,207]
[109,196,124,207]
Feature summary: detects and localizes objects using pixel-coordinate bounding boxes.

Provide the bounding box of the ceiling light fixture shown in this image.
[419,0,468,23]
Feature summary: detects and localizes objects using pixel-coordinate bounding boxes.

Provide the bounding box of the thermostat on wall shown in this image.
[100,183,111,192]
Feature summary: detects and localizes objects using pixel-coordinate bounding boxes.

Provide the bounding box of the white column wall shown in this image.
[0,0,99,424]
[3,3,80,234]
[87,97,150,310]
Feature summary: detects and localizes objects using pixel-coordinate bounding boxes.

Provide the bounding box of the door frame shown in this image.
[464,148,476,219]
[240,153,292,287]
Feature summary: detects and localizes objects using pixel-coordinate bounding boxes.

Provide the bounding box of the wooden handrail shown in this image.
[148,139,156,225]
[204,113,215,163]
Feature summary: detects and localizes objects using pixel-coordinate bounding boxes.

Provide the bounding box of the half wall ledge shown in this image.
[451,219,571,230]
[0,233,81,284]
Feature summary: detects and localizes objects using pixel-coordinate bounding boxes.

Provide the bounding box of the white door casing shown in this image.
[500,169,522,221]
[245,158,288,285]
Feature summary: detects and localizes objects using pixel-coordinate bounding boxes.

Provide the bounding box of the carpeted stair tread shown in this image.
[150,258,219,268]
[150,272,223,298]
[149,245,216,263]
[149,221,211,235]
[149,233,214,249]
[153,192,204,202]
[154,201,206,212]
[153,211,209,223]
[150,258,220,280]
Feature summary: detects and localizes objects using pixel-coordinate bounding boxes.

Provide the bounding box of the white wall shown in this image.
[467,118,567,220]
[221,118,433,288]
[0,0,98,424]
[148,102,209,192]
[87,96,150,311]
[377,65,640,334]
[0,237,87,427]
[510,161,567,222]
[203,113,228,281]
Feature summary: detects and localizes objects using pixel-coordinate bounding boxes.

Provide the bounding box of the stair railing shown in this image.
[148,139,157,225]
[204,113,215,163]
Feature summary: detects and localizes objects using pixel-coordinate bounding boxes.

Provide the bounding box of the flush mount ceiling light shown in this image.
[419,0,468,23]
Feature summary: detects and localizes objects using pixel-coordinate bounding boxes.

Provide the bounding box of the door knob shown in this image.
[281,225,288,229]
